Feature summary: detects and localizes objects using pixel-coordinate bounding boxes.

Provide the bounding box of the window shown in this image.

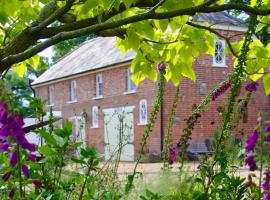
[213,40,226,66]
[70,80,77,102]
[127,69,136,92]
[92,106,99,128]
[139,99,147,125]
[48,85,55,106]
[95,74,103,97]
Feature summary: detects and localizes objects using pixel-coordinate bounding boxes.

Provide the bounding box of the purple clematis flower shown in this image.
[245,82,259,92]
[245,155,257,171]
[2,171,12,181]
[22,165,30,179]
[262,193,270,200]
[245,130,259,152]
[9,152,18,167]
[28,153,36,162]
[33,179,42,188]
[262,180,270,191]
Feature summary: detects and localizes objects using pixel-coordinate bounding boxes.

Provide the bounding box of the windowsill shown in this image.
[67,100,77,104]
[123,90,136,95]
[47,104,54,107]
[212,64,227,68]
[92,96,104,100]
[91,126,99,129]
[137,122,147,126]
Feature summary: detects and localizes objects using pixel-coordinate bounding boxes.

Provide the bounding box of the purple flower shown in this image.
[2,171,11,181]
[262,193,270,200]
[245,82,259,92]
[0,142,9,152]
[0,125,10,139]
[265,125,270,132]
[245,130,259,152]
[262,180,270,191]
[266,135,270,143]
[9,152,18,167]
[212,82,231,101]
[33,179,42,188]
[245,155,257,171]
[28,153,36,162]
[8,188,15,199]
[168,147,177,165]
[22,165,30,179]
[156,63,167,72]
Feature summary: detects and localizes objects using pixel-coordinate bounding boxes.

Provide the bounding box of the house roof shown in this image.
[193,12,245,26]
[32,12,244,86]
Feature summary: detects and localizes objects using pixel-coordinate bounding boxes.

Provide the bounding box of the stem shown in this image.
[78,166,91,200]
[17,144,23,198]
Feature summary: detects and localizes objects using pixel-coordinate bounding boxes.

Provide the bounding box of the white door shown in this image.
[103,106,135,161]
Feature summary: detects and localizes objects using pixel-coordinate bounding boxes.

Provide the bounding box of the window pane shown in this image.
[214,40,225,66]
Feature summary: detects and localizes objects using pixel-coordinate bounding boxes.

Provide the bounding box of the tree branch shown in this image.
[1,2,270,71]
[30,0,75,33]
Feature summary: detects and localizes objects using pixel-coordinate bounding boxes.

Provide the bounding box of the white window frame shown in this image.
[138,99,147,125]
[48,85,55,106]
[95,74,103,98]
[92,106,99,128]
[126,69,136,93]
[213,39,226,67]
[70,80,77,102]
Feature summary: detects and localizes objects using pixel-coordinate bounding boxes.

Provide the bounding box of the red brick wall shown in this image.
[35,30,270,158]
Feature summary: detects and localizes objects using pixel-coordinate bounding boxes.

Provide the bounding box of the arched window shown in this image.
[92,106,99,128]
[139,99,147,125]
[213,39,226,67]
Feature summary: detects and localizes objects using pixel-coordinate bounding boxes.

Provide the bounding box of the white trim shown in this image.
[123,90,136,95]
[33,62,131,88]
[102,106,135,115]
[92,96,104,100]
[210,24,247,32]
[67,100,77,104]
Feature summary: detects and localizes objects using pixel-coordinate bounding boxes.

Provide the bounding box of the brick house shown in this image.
[32,12,270,161]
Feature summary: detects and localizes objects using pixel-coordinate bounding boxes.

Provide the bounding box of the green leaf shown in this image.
[123,0,133,8]
[39,129,58,146]
[71,157,86,164]
[14,64,27,77]
[154,19,168,32]
[250,0,257,6]
[263,73,270,95]
[38,145,54,156]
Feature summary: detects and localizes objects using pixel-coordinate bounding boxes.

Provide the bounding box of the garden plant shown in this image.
[0,0,270,199]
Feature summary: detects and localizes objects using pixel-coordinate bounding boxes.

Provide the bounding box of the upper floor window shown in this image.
[92,106,99,128]
[48,85,55,106]
[70,80,77,102]
[139,99,147,125]
[127,69,136,92]
[213,40,226,67]
[95,74,103,97]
